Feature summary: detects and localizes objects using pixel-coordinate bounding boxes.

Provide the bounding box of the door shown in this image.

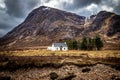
[60,46,63,51]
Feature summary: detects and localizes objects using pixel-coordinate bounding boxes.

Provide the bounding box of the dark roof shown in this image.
[53,43,67,47]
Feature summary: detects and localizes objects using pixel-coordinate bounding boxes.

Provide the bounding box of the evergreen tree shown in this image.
[87,38,93,50]
[91,38,96,50]
[80,37,87,50]
[66,40,73,50]
[66,35,103,50]
[72,40,78,50]
[95,35,103,50]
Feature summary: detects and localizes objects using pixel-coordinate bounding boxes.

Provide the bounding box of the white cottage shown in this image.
[47,42,68,51]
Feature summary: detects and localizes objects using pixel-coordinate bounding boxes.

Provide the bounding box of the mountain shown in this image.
[84,11,120,36]
[0,6,85,49]
[0,6,120,50]
[84,11,120,49]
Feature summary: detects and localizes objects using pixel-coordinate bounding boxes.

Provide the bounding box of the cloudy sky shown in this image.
[0,0,120,37]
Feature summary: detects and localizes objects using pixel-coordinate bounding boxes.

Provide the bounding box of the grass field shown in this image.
[0,50,120,72]
[0,50,120,58]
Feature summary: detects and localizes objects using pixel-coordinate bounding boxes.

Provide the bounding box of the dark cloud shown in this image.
[63,0,101,10]
[0,10,23,37]
[4,0,40,18]
[4,0,24,18]
[73,0,101,8]
[114,6,120,14]
[0,30,6,37]
[0,23,12,37]
[0,7,5,11]
[114,2,120,15]
[0,0,120,37]
[25,0,40,10]
[0,23,11,29]
[0,19,13,37]
[0,0,40,37]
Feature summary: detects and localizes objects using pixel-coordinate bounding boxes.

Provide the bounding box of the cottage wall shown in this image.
[47,42,68,51]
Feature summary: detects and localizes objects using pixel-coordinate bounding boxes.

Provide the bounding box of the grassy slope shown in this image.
[0,50,120,58]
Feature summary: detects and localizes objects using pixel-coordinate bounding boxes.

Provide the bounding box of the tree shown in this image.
[66,40,73,50]
[72,40,78,50]
[66,35,104,50]
[66,40,78,50]
[87,38,94,50]
[80,37,87,50]
[95,35,103,50]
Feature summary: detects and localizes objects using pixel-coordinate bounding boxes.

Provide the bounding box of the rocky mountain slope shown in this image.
[84,11,120,37]
[0,6,120,50]
[84,11,120,49]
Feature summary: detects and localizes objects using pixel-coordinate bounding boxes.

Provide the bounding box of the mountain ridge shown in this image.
[0,6,120,50]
